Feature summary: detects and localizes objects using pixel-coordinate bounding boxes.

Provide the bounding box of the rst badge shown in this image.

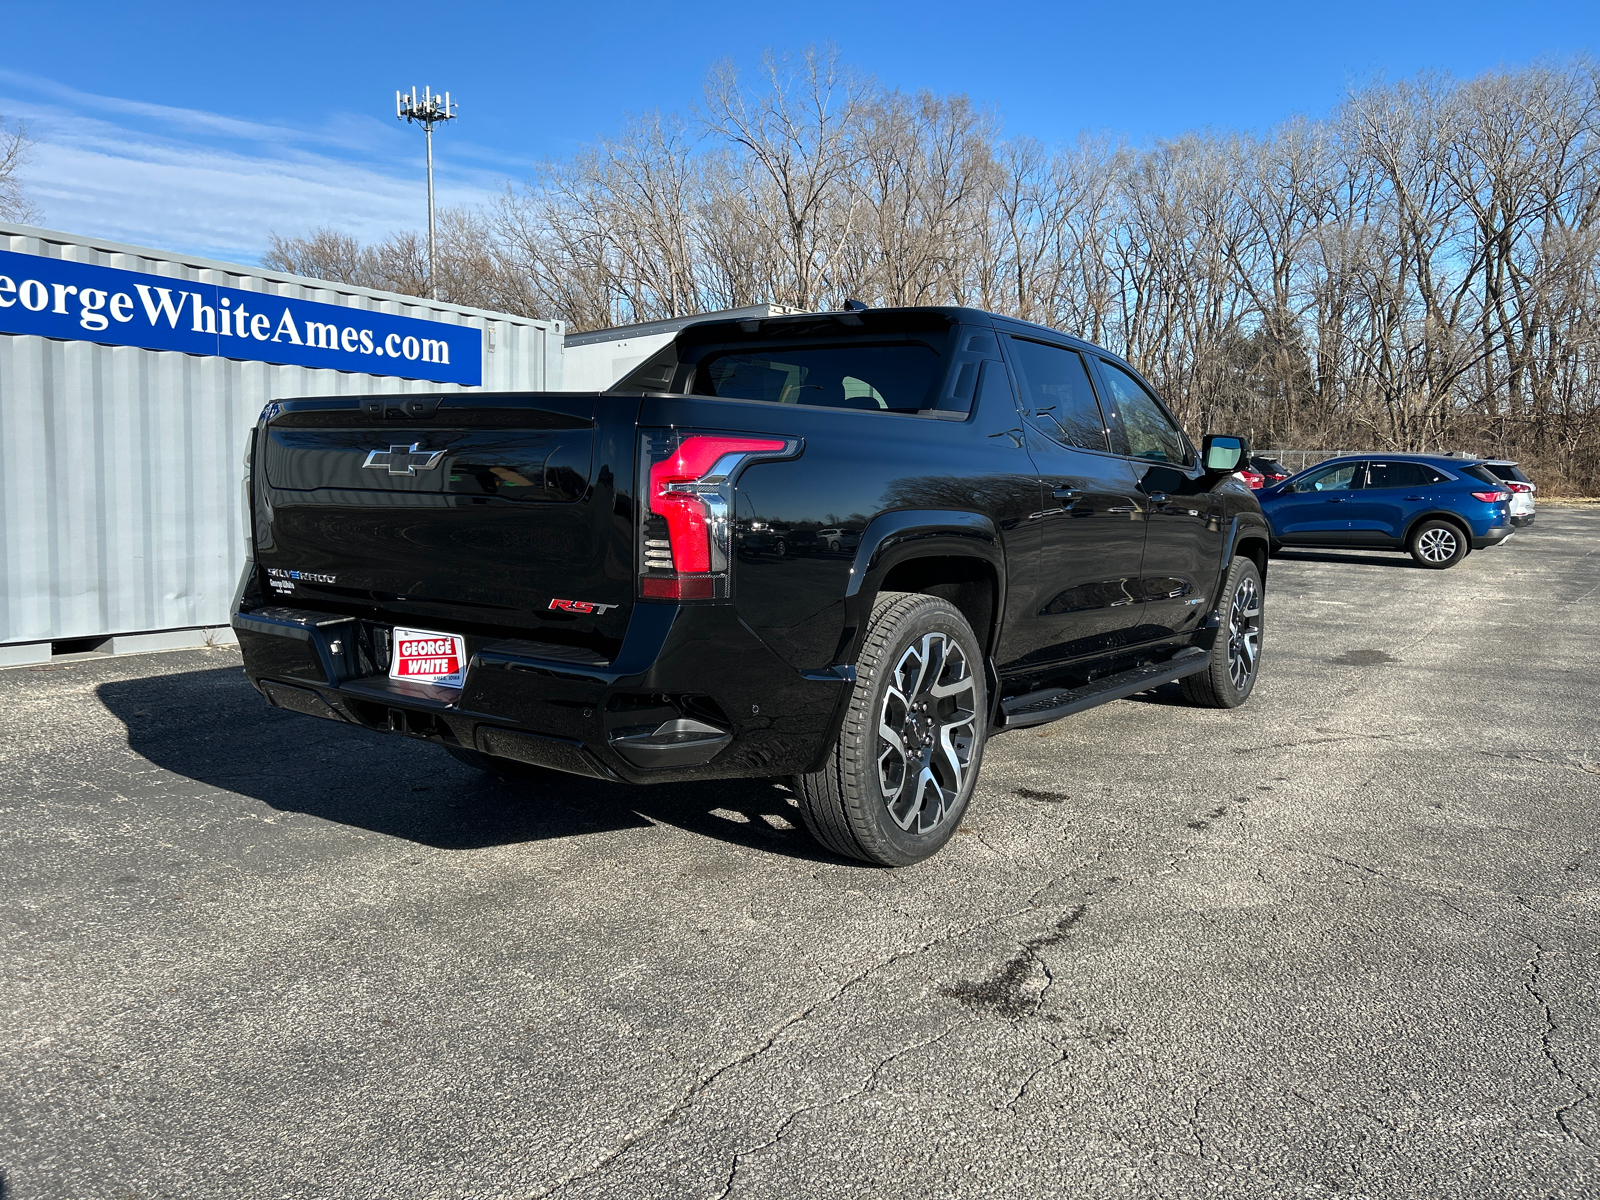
[390,627,467,688]
[548,599,619,615]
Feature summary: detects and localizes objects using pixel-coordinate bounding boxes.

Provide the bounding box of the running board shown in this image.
[999,648,1209,729]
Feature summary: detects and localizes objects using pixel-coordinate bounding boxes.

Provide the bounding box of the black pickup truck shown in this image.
[233,307,1271,865]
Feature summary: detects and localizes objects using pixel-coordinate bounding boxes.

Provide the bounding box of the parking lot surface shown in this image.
[3,511,1598,1199]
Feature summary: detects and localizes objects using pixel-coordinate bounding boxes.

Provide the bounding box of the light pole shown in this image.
[395,86,457,301]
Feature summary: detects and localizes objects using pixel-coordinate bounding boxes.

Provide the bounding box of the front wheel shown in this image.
[1181,556,1264,708]
[793,592,988,866]
[1409,519,1468,568]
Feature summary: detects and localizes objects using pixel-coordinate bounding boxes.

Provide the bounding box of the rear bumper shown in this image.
[1473,524,1514,549]
[1510,513,1536,527]
[232,600,854,785]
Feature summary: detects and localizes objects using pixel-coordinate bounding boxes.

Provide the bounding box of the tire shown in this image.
[1408,519,1468,569]
[445,744,548,781]
[828,539,841,552]
[1181,556,1264,709]
[793,592,988,866]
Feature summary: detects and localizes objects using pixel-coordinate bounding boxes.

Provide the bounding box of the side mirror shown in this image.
[1202,434,1250,473]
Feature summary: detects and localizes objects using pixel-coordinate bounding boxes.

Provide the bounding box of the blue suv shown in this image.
[1257,454,1513,569]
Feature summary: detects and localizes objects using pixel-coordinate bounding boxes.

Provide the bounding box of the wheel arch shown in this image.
[841,510,1005,663]
[1402,509,1473,549]
[1222,512,1273,585]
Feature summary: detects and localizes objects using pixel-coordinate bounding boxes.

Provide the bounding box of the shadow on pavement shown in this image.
[97,666,857,865]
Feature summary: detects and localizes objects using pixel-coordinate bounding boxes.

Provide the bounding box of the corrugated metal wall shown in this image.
[0,222,565,651]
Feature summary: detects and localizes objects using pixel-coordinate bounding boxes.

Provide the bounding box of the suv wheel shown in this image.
[1181,556,1263,708]
[794,592,988,866]
[1409,520,1468,569]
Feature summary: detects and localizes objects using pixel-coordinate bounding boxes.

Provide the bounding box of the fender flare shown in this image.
[1201,512,1273,627]
[1223,511,1273,570]
[836,509,1007,662]
[1400,508,1474,547]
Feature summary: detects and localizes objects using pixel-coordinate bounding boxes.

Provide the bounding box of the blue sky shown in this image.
[1,0,1595,263]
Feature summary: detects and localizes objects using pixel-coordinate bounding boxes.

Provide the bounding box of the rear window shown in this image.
[1484,463,1530,483]
[689,344,942,413]
[1462,464,1506,487]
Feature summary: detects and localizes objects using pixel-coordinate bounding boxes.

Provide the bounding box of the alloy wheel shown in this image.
[1416,527,1458,563]
[1227,575,1262,691]
[877,632,978,833]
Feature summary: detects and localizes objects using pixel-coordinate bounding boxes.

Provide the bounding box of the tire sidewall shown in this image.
[1410,520,1467,568]
[844,597,988,866]
[1215,557,1264,707]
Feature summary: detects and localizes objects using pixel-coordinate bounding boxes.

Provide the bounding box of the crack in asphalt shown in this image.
[712,1021,968,1198]
[1523,940,1598,1148]
[940,904,1089,1020]
[1186,1091,1206,1161]
[530,892,1087,1198]
[1233,730,1414,756]
[1308,851,1471,918]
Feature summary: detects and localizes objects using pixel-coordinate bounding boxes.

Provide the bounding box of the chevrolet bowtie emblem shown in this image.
[362,444,447,476]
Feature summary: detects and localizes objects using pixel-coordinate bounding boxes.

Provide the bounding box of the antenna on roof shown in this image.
[842,299,869,313]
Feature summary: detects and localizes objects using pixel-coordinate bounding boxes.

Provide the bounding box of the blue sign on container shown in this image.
[0,249,482,386]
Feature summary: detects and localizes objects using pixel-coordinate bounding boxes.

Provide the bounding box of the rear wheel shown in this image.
[1181,556,1263,708]
[794,592,987,866]
[1409,519,1468,568]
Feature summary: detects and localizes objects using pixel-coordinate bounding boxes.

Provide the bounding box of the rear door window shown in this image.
[1005,337,1108,451]
[1094,359,1191,464]
[1366,462,1446,489]
[690,344,942,413]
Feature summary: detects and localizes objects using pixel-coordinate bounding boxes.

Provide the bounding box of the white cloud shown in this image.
[0,70,513,265]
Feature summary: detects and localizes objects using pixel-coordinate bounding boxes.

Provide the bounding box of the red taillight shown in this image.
[1241,470,1265,489]
[1472,490,1510,502]
[639,430,800,600]
[1506,481,1534,493]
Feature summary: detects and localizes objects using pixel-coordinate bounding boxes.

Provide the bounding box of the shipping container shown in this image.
[0,222,563,665]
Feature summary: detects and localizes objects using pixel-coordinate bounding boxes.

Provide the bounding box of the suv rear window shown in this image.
[1484,463,1530,484]
[689,344,942,413]
[1462,464,1507,487]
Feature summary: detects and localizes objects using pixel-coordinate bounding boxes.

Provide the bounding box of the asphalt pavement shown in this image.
[3,510,1598,1200]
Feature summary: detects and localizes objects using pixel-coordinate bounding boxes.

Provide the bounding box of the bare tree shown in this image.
[701,47,870,309]
[0,117,40,224]
[264,54,1600,492]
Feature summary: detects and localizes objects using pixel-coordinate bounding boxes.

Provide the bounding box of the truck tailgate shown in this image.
[254,393,637,644]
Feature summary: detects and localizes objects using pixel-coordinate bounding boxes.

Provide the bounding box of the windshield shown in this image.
[688,343,943,413]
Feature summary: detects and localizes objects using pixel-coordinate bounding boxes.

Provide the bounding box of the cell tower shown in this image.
[395,86,457,301]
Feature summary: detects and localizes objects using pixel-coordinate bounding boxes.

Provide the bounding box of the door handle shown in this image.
[1327,497,1348,503]
[1403,495,1425,501]
[1052,487,1082,502]
[1145,492,1170,504]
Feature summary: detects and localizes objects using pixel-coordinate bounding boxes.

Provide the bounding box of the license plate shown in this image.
[390,627,467,688]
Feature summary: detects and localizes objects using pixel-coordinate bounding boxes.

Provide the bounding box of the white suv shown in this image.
[1482,460,1536,527]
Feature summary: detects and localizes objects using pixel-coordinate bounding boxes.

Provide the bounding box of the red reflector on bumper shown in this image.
[641,575,716,600]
